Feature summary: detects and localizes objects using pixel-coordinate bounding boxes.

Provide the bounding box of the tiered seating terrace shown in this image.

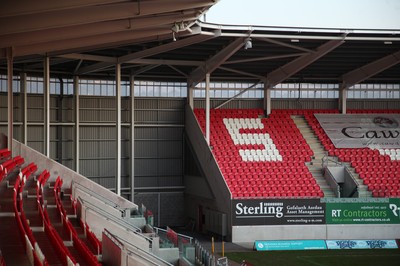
[0,148,104,265]
[194,108,323,199]
[195,108,400,199]
[304,109,400,198]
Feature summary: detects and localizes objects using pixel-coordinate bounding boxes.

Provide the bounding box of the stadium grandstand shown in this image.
[1,0,400,265]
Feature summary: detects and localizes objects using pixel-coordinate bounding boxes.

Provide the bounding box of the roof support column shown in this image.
[6,48,13,151]
[21,72,28,145]
[44,56,50,157]
[205,73,210,146]
[339,86,348,114]
[187,82,194,109]
[116,63,122,196]
[264,83,271,116]
[130,74,135,202]
[74,75,80,173]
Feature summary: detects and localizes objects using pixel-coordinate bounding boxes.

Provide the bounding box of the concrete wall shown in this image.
[184,106,232,237]
[232,225,327,243]
[232,224,400,243]
[12,138,136,210]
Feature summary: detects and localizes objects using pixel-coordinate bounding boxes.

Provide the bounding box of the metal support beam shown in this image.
[223,53,306,65]
[266,38,345,87]
[74,76,80,173]
[116,63,122,196]
[77,33,218,75]
[130,74,135,202]
[341,50,400,87]
[187,82,194,109]
[120,33,219,64]
[6,48,13,151]
[205,73,210,146]
[258,37,315,53]
[339,86,347,114]
[57,78,64,164]
[215,81,262,110]
[130,64,160,76]
[264,82,271,115]
[189,37,248,86]
[44,56,50,157]
[167,65,188,78]
[218,66,264,80]
[21,72,28,145]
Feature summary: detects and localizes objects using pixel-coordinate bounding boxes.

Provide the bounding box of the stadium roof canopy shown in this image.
[1,0,400,86]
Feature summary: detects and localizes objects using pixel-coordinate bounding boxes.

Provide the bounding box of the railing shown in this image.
[194,239,217,266]
[104,229,173,266]
[321,153,342,168]
[72,181,130,216]
[78,196,145,235]
[153,227,194,254]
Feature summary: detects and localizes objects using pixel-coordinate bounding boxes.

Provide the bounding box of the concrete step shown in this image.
[292,115,340,199]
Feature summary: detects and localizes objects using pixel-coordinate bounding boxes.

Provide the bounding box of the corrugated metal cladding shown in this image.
[134,192,185,227]
[194,99,263,110]
[49,96,74,122]
[271,99,340,110]
[348,100,400,110]
[135,97,186,110]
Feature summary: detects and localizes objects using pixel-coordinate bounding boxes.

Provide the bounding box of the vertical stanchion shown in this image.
[211,236,214,254]
[222,241,225,257]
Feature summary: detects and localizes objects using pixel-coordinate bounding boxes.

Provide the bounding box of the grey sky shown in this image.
[204,0,400,30]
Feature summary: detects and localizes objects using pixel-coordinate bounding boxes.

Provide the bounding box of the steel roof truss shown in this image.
[190,37,249,86]
[341,50,400,87]
[218,66,264,80]
[223,53,307,65]
[76,33,218,75]
[266,38,345,87]
[258,37,315,53]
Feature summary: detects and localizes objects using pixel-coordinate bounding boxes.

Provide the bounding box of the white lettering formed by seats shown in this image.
[223,118,282,162]
[378,148,400,161]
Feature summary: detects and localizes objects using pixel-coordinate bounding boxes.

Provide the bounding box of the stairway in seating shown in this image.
[341,162,372,197]
[291,115,335,198]
[292,115,373,198]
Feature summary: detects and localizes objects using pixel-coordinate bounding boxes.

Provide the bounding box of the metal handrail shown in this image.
[104,229,173,266]
[321,153,342,168]
[77,196,147,238]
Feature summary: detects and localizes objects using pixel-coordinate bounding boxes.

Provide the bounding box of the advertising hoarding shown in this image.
[326,240,398,249]
[315,114,400,149]
[325,198,400,224]
[232,199,325,226]
[254,240,327,251]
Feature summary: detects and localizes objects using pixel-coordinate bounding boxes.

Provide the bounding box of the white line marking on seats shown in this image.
[223,118,282,162]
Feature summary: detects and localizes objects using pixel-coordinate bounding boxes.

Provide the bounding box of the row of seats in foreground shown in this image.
[0,149,101,266]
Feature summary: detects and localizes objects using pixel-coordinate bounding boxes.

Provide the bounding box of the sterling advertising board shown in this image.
[232,199,325,226]
[315,114,400,149]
